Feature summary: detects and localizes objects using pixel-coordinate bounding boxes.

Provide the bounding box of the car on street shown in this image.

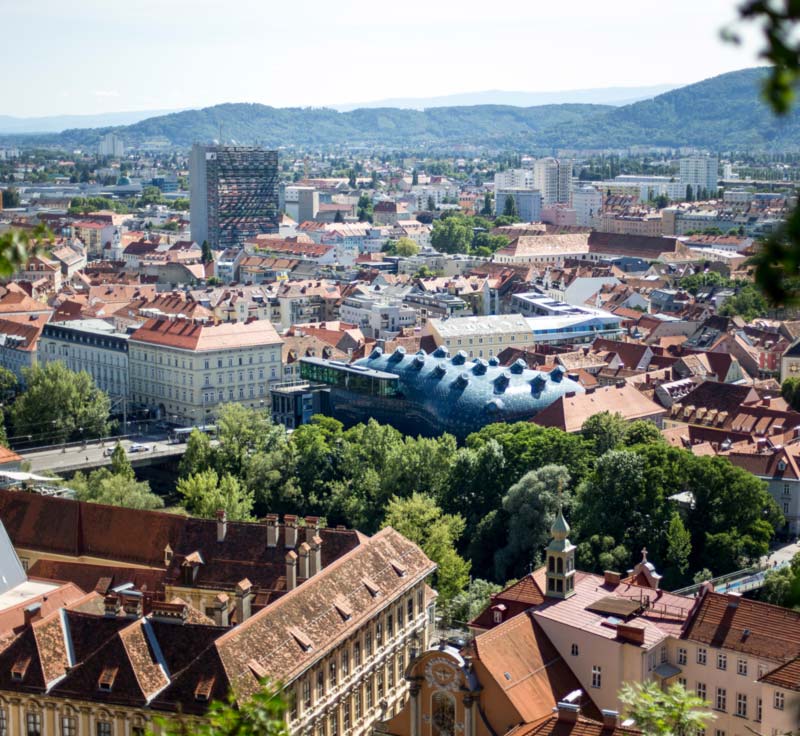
[128,443,150,453]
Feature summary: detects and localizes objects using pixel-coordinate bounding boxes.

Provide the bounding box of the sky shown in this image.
[1,0,767,117]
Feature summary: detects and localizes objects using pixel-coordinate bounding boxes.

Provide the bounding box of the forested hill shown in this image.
[6,67,799,150]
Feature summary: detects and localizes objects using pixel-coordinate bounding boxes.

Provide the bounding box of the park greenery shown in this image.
[166,405,783,609]
[430,212,510,256]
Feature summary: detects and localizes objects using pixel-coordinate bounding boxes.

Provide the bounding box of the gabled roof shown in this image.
[681,590,800,662]
[760,656,800,691]
[214,527,435,698]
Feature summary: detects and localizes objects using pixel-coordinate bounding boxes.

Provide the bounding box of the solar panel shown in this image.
[586,596,643,618]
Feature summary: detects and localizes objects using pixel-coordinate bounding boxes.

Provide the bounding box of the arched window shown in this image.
[548,556,555,573]
[432,692,455,736]
[557,558,563,574]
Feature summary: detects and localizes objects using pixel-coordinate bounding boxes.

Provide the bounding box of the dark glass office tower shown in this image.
[190,144,279,249]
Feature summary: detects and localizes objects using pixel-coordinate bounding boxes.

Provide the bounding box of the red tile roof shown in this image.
[130,317,282,352]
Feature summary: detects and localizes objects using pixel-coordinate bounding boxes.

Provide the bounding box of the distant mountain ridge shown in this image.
[329,84,679,111]
[1,68,796,151]
[0,109,179,134]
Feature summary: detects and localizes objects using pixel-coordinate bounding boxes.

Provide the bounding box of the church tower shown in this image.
[545,508,576,599]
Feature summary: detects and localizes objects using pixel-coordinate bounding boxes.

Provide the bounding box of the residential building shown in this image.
[339,294,416,340]
[530,158,572,205]
[507,295,624,345]
[190,144,280,249]
[596,212,664,237]
[493,234,590,265]
[0,490,437,736]
[680,155,719,195]
[97,132,125,158]
[572,186,602,227]
[129,317,283,424]
[39,319,130,401]
[494,169,535,190]
[0,316,46,382]
[495,188,543,222]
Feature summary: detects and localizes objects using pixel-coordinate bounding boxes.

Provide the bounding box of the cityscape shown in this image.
[1,2,800,736]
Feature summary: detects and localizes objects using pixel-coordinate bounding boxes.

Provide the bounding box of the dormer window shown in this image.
[11,655,31,682]
[98,666,118,692]
[778,460,787,472]
[194,675,215,702]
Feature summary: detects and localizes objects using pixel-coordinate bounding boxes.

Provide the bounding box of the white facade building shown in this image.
[680,155,719,196]
[571,186,603,227]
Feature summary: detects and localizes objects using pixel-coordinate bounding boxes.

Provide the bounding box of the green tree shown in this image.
[0,223,50,278]
[427,195,436,211]
[663,512,692,588]
[178,469,255,521]
[685,184,694,201]
[781,376,800,412]
[0,366,18,402]
[179,428,215,478]
[411,169,419,186]
[718,285,769,321]
[154,681,288,736]
[480,192,493,216]
[581,411,627,456]
[110,443,134,479]
[1,188,21,209]
[502,194,518,219]
[576,534,629,573]
[357,193,373,222]
[759,553,800,608]
[443,578,503,627]
[394,237,420,257]
[382,493,470,602]
[495,465,571,581]
[623,420,665,447]
[11,362,111,444]
[619,681,714,736]
[201,240,214,264]
[71,468,163,510]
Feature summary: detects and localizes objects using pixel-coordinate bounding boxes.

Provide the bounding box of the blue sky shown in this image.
[2,0,766,116]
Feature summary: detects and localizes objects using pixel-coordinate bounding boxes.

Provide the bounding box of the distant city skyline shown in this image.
[3,0,765,117]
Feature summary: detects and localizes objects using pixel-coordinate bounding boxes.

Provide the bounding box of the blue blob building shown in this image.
[299,345,584,439]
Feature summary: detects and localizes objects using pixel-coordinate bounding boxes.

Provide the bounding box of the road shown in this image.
[21,436,185,475]
[766,538,800,567]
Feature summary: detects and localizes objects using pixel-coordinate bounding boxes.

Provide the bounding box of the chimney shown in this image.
[150,600,189,625]
[213,593,229,627]
[727,592,742,609]
[602,710,619,730]
[286,550,298,591]
[216,509,227,543]
[556,702,580,724]
[310,534,323,576]
[23,602,42,626]
[298,542,311,579]
[104,594,121,618]
[616,623,645,645]
[121,593,143,619]
[284,515,298,549]
[603,570,621,586]
[235,578,252,622]
[265,514,279,547]
[304,516,320,543]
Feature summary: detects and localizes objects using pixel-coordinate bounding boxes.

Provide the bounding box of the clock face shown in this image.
[425,657,459,692]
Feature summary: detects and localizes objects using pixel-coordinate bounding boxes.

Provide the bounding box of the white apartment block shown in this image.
[129,317,283,425]
[680,155,720,195]
[529,158,573,205]
[494,169,535,190]
[571,186,602,227]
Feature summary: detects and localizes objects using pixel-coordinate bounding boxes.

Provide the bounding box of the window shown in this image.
[737,659,748,676]
[397,605,404,629]
[717,653,727,670]
[316,668,324,699]
[61,717,77,736]
[660,647,668,664]
[697,647,707,665]
[591,665,602,688]
[353,641,362,668]
[132,729,144,736]
[343,701,351,731]
[571,644,579,656]
[407,598,414,623]
[716,687,727,712]
[697,683,707,701]
[355,687,362,719]
[329,659,337,688]
[0,710,6,736]
[377,670,384,698]
[302,677,311,708]
[774,691,785,710]
[714,730,725,736]
[432,692,455,736]
[678,677,687,687]
[678,647,687,665]
[96,722,112,736]
[341,649,350,677]
[493,610,503,624]
[756,697,762,722]
[26,713,41,736]
[366,678,374,709]
[365,631,373,657]
[736,693,747,718]
[329,712,337,736]
[376,621,383,648]
[387,613,394,638]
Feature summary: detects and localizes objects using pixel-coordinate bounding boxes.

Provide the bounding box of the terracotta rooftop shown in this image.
[508,714,640,736]
[130,317,282,352]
